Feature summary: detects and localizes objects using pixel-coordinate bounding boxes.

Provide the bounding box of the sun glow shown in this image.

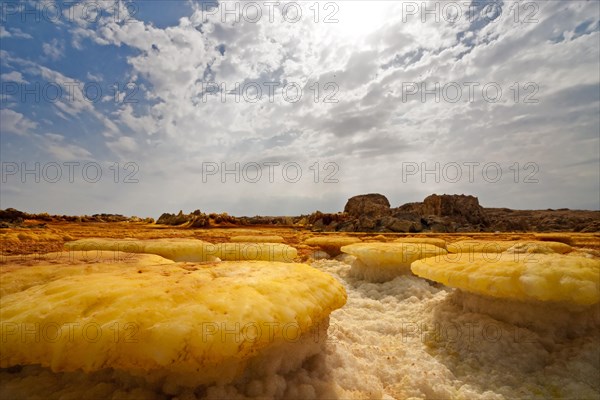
[325,1,393,39]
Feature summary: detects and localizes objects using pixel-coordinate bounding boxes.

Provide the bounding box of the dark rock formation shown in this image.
[344,194,391,217]
[0,208,26,226]
[339,194,421,232]
[0,209,154,227]
[485,208,600,232]
[2,194,598,233]
[422,194,489,226]
[397,194,489,232]
[307,193,490,233]
[307,212,348,232]
[156,210,210,227]
[91,213,129,223]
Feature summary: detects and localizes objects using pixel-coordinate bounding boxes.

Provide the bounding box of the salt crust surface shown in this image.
[341,243,447,283]
[1,258,599,399]
[411,253,600,305]
[304,237,363,256]
[229,236,285,244]
[447,240,572,254]
[64,238,298,262]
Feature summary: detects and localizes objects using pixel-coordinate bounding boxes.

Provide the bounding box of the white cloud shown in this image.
[0,71,28,84]
[42,38,66,60]
[0,109,38,135]
[86,71,103,81]
[0,26,33,39]
[2,0,598,215]
[11,27,33,39]
[0,26,11,38]
[37,66,119,136]
[45,143,93,161]
[41,133,93,161]
[107,136,139,155]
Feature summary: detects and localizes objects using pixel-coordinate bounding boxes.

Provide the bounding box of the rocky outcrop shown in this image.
[157,211,191,226]
[395,194,489,232]
[485,208,600,232]
[308,194,424,233]
[422,194,488,226]
[0,208,26,227]
[2,194,598,232]
[91,214,129,223]
[344,194,391,217]
[0,209,154,227]
[308,194,490,233]
[155,210,298,227]
[398,194,488,227]
[156,210,210,227]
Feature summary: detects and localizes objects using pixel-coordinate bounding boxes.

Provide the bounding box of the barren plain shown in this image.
[1,216,599,399]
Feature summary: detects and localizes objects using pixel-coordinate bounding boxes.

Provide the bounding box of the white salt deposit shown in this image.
[1,259,599,399]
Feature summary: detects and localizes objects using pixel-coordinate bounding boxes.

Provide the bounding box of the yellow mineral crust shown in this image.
[447,240,518,253]
[393,237,447,249]
[64,239,298,263]
[447,240,572,254]
[0,230,73,243]
[216,243,298,262]
[304,236,362,256]
[341,243,447,282]
[534,233,575,245]
[504,241,572,254]
[411,253,600,306]
[64,238,220,262]
[229,235,285,243]
[0,251,174,297]
[0,257,347,387]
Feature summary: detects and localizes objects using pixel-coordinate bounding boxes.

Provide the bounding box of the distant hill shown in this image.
[1,193,598,232]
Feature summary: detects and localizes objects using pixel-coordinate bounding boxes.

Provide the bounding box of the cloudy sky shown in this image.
[1,0,598,218]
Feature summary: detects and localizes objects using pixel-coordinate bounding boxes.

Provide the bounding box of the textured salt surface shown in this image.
[1,259,599,399]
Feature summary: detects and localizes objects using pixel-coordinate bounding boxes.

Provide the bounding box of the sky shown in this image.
[0,0,599,218]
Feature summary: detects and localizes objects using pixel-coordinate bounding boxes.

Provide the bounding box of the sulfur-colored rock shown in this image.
[0,251,174,297]
[216,243,297,262]
[448,240,572,254]
[229,235,285,243]
[64,239,297,263]
[504,241,572,255]
[393,237,447,249]
[534,233,575,245]
[447,240,518,253]
[64,238,220,262]
[341,242,447,282]
[304,236,362,256]
[1,231,68,243]
[411,253,599,306]
[411,253,600,338]
[0,253,347,389]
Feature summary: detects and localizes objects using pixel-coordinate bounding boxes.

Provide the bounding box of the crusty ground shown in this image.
[1,220,599,260]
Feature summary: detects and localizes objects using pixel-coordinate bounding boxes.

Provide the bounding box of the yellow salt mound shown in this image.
[393,237,447,249]
[229,235,285,243]
[1,231,70,243]
[341,243,447,282]
[504,241,572,255]
[64,238,220,262]
[534,233,575,245]
[0,255,347,388]
[64,239,297,263]
[447,240,517,253]
[216,243,298,262]
[447,240,572,254]
[0,251,174,297]
[304,236,362,256]
[449,290,599,340]
[411,253,600,306]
